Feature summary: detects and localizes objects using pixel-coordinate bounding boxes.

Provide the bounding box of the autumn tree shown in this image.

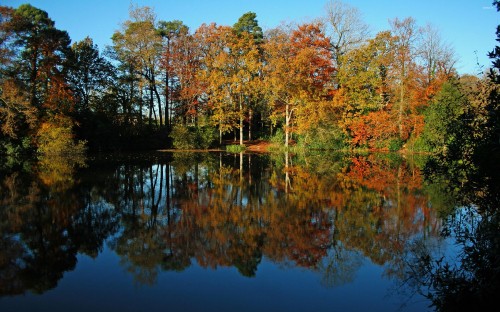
[195,23,237,143]
[157,20,189,127]
[233,12,264,141]
[111,4,163,128]
[195,20,262,146]
[389,17,421,140]
[264,23,334,147]
[0,4,83,155]
[336,31,394,129]
[0,79,37,145]
[5,4,72,113]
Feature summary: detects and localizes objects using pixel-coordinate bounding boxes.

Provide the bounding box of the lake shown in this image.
[0,151,493,311]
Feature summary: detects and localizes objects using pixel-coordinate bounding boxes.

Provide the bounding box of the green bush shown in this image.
[388,137,404,152]
[298,125,348,150]
[170,124,218,150]
[225,144,246,153]
[170,124,197,149]
[270,128,285,145]
[196,125,218,149]
[37,115,86,156]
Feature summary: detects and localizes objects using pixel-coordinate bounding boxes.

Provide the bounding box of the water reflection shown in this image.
[0,155,118,295]
[1,151,495,310]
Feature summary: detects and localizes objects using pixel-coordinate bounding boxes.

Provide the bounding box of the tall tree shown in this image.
[6,4,71,112]
[233,12,263,44]
[233,12,264,141]
[264,23,334,147]
[321,0,369,69]
[336,31,394,132]
[157,20,189,127]
[390,17,420,139]
[112,4,163,128]
[67,37,114,113]
[196,23,237,142]
[419,23,456,101]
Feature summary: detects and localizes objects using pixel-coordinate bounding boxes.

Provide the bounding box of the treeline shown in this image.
[0,1,499,155]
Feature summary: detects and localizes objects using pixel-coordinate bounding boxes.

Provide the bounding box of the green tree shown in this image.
[6,4,71,111]
[233,12,263,44]
[67,37,114,113]
[416,81,466,154]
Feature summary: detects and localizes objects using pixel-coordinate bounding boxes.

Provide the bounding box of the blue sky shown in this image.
[3,0,498,75]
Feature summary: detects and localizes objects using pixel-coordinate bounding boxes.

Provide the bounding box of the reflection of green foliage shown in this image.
[0,157,118,296]
[406,207,500,312]
[319,245,363,288]
[37,155,86,191]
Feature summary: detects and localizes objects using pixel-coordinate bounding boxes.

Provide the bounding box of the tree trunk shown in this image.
[248,109,252,141]
[285,103,290,148]
[239,94,244,146]
[151,68,163,127]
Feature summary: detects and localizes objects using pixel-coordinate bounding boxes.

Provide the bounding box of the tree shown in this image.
[196,21,262,146]
[233,12,263,44]
[111,4,163,128]
[0,79,37,141]
[390,17,420,140]
[489,0,500,82]
[157,20,189,127]
[0,6,15,71]
[6,4,71,112]
[264,23,334,147]
[321,0,369,70]
[195,23,238,142]
[419,23,456,100]
[67,37,114,113]
[336,31,394,127]
[233,12,264,141]
[416,80,466,154]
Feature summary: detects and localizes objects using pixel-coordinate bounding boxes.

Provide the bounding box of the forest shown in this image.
[0,1,499,158]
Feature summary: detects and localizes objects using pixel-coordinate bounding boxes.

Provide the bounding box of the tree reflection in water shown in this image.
[0,151,497,310]
[401,153,500,311]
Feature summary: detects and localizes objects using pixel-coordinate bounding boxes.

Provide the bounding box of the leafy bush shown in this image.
[170,124,218,150]
[170,124,197,149]
[225,144,246,153]
[196,125,218,149]
[388,137,404,152]
[270,128,285,145]
[298,125,348,150]
[37,115,86,156]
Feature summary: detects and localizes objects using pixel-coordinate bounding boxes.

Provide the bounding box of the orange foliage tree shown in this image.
[264,23,334,147]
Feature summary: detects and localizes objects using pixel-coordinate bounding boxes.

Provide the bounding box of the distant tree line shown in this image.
[0,1,498,155]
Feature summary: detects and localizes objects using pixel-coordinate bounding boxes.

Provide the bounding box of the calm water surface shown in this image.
[0,151,462,311]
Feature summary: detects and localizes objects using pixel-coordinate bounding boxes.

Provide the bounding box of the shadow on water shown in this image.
[0,150,498,311]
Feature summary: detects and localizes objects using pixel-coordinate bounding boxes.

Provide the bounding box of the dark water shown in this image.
[0,151,496,311]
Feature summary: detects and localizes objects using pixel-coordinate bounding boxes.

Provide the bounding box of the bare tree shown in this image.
[419,23,457,85]
[321,0,370,68]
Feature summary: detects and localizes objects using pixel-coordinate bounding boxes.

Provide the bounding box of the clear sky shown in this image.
[3,0,498,75]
